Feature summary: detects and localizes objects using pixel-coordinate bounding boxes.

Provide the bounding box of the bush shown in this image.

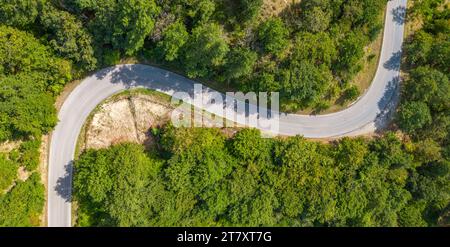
[18,139,41,171]
[0,173,45,226]
[0,154,17,192]
[343,86,360,103]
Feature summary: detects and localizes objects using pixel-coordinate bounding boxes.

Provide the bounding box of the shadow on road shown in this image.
[392,6,407,25]
[374,76,401,132]
[97,64,196,94]
[384,51,402,71]
[96,64,279,121]
[55,161,73,202]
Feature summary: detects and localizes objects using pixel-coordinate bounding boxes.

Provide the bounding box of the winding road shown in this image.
[48,0,407,227]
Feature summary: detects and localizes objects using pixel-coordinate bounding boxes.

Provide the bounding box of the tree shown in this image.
[0,173,45,226]
[343,85,360,103]
[274,136,337,225]
[257,17,289,56]
[183,23,229,78]
[0,154,17,192]
[398,201,428,227]
[300,6,332,33]
[0,25,72,94]
[292,32,337,67]
[228,186,278,226]
[236,0,263,23]
[156,21,189,62]
[429,34,450,74]
[77,0,160,55]
[39,4,97,71]
[397,101,432,134]
[0,0,43,28]
[0,75,57,141]
[18,139,41,171]
[406,31,434,66]
[186,0,216,24]
[73,143,163,226]
[280,60,333,107]
[250,71,279,92]
[334,31,367,80]
[404,66,449,112]
[231,128,270,163]
[223,47,257,82]
[414,139,442,163]
[163,128,234,194]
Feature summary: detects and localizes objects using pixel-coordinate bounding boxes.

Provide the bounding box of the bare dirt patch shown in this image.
[39,134,50,226]
[84,93,174,150]
[79,89,242,152]
[17,166,31,181]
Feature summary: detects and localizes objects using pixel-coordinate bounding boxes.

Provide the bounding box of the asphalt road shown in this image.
[48,0,408,226]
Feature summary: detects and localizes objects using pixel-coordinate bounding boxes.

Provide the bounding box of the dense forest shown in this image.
[74,127,448,226]
[0,0,448,226]
[72,0,449,227]
[0,0,387,112]
[0,0,387,225]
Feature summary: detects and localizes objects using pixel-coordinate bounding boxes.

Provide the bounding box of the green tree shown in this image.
[77,0,160,55]
[187,0,216,24]
[397,101,432,135]
[39,4,97,71]
[236,0,263,23]
[398,201,428,227]
[300,6,332,33]
[274,136,337,225]
[0,0,43,28]
[343,85,360,103]
[414,139,442,163]
[73,143,163,226]
[0,25,72,93]
[406,31,434,66]
[156,21,189,62]
[257,17,289,56]
[292,32,337,67]
[280,61,333,107]
[183,23,229,78]
[0,173,45,226]
[404,67,449,112]
[0,154,17,192]
[223,47,257,82]
[18,139,41,171]
[231,128,270,164]
[0,75,57,141]
[334,31,366,80]
[163,128,233,194]
[429,34,450,74]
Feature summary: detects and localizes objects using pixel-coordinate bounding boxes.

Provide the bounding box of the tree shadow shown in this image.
[384,51,402,71]
[55,161,73,203]
[96,64,197,94]
[96,64,281,122]
[374,76,401,132]
[392,5,407,25]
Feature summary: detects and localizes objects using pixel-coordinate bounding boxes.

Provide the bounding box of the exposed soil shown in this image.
[39,134,50,226]
[84,94,173,150]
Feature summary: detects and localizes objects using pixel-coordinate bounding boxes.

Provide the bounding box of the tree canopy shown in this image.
[73,127,449,227]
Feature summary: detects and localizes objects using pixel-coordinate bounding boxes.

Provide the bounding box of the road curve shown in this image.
[48,0,407,226]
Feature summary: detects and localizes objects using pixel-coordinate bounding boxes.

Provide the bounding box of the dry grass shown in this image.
[0,140,21,153]
[260,0,301,18]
